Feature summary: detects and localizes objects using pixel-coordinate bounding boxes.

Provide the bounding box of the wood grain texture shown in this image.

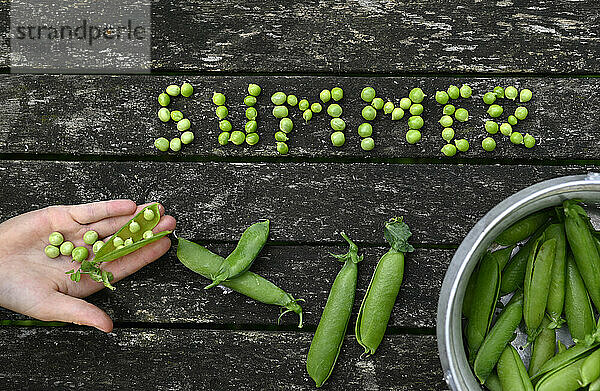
[0,74,598,160]
[0,328,445,390]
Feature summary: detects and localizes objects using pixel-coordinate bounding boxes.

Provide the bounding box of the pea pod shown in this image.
[530,341,600,383]
[205,220,269,289]
[564,254,596,342]
[495,210,551,246]
[484,370,503,391]
[355,217,413,356]
[580,347,600,387]
[543,224,567,328]
[528,317,556,377]
[590,377,600,391]
[563,200,600,312]
[473,290,524,384]
[176,238,303,327]
[462,263,479,318]
[93,203,171,262]
[306,233,362,388]
[496,345,534,391]
[534,355,586,391]
[524,237,556,337]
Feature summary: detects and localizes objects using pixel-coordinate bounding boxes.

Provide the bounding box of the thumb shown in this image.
[38,292,114,332]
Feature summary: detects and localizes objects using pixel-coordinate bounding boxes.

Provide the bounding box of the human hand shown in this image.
[0,200,176,332]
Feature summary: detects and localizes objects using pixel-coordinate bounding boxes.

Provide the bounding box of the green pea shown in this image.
[441,127,454,142]
[49,232,64,246]
[327,104,343,118]
[129,221,141,233]
[218,132,230,146]
[169,137,181,152]
[358,123,373,138]
[520,88,532,103]
[212,92,226,106]
[331,87,343,101]
[483,92,496,105]
[435,91,449,104]
[407,116,423,130]
[485,121,499,134]
[508,115,518,126]
[524,133,536,148]
[360,137,375,151]
[330,131,345,147]
[276,142,289,155]
[391,108,404,121]
[319,89,331,103]
[116,245,125,250]
[303,109,313,122]
[181,131,194,145]
[515,106,528,120]
[487,105,503,118]
[362,106,377,121]
[229,131,246,145]
[219,120,232,132]
[455,139,469,152]
[361,87,376,102]
[510,132,524,144]
[447,85,460,99]
[272,106,289,118]
[371,98,384,110]
[271,92,287,105]
[439,115,453,128]
[310,103,322,114]
[215,106,228,120]
[287,95,298,106]
[505,86,518,100]
[244,95,257,106]
[123,238,134,247]
[482,137,496,151]
[158,108,170,122]
[248,83,261,97]
[399,98,412,110]
[113,236,124,247]
[158,93,170,106]
[45,245,60,259]
[246,107,258,121]
[143,230,154,240]
[274,131,288,142]
[330,118,346,131]
[494,86,505,98]
[405,129,421,144]
[443,104,455,116]
[72,246,89,262]
[500,123,512,136]
[246,132,259,146]
[60,241,74,256]
[455,108,468,122]
[497,345,534,391]
[279,118,293,133]
[177,118,191,132]
[83,230,99,245]
[180,82,193,97]
[383,101,394,114]
[409,87,424,103]
[298,99,309,111]
[166,84,180,96]
[245,120,258,133]
[441,144,457,157]
[92,241,104,254]
[154,137,169,151]
[460,84,472,98]
[409,104,423,116]
[171,110,184,122]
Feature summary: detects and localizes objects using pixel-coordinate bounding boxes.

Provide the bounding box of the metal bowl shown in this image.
[436,172,600,391]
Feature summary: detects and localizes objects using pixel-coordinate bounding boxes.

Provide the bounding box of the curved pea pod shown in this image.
[543,224,567,328]
[530,341,600,383]
[355,217,413,356]
[495,210,551,246]
[524,237,556,337]
[528,317,556,377]
[563,200,600,312]
[177,238,303,327]
[473,290,524,384]
[205,220,269,289]
[484,370,503,391]
[534,356,586,391]
[579,347,600,387]
[496,345,534,391]
[564,254,596,342]
[466,251,501,361]
[306,233,362,388]
[590,377,600,391]
[93,203,171,263]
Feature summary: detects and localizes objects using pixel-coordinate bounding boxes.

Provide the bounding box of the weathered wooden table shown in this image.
[0,1,598,389]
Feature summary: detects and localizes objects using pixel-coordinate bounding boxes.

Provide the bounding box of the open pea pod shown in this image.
[530,342,600,383]
[524,237,556,338]
[93,203,171,263]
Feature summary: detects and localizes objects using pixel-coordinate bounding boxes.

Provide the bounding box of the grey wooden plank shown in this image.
[0,160,590,244]
[0,246,450,329]
[0,74,597,160]
[0,328,446,390]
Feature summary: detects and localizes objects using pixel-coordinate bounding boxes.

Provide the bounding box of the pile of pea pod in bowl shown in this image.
[438,173,600,391]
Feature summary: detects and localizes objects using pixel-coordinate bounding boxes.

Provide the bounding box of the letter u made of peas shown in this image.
[355,217,414,356]
[306,233,363,388]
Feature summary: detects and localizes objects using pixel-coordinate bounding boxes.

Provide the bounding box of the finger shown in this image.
[69,200,136,225]
[85,203,166,239]
[35,292,113,332]
[103,236,172,282]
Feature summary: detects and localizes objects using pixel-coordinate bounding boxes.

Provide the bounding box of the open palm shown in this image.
[0,200,176,332]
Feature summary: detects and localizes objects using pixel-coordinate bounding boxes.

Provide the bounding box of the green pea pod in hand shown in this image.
[177,238,303,327]
[494,210,551,246]
[307,233,363,388]
[564,254,596,342]
[205,220,269,289]
[543,224,567,328]
[496,345,534,391]
[355,217,414,356]
[528,317,556,377]
[524,237,556,338]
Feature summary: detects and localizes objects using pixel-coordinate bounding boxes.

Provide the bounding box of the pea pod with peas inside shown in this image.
[306,233,363,388]
[355,217,414,356]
